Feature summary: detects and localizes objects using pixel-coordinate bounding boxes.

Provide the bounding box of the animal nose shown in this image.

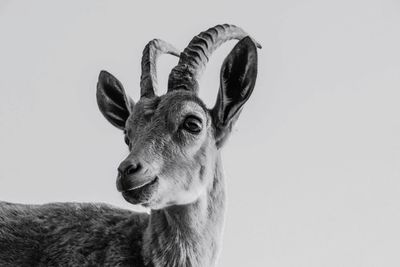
[117,159,153,192]
[118,161,142,177]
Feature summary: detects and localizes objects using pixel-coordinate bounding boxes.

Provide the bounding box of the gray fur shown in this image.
[0,202,148,266]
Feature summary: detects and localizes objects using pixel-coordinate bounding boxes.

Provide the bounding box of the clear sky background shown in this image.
[0,1,399,266]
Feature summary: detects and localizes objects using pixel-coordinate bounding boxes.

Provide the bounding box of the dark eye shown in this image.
[182,116,202,134]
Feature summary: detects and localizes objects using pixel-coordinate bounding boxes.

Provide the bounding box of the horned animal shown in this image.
[0,24,260,266]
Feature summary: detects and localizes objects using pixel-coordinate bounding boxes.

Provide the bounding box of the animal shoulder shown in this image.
[0,201,150,266]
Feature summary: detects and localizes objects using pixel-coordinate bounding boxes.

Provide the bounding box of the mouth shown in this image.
[121,177,158,205]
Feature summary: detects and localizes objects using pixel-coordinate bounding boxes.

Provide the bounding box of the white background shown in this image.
[1,1,400,266]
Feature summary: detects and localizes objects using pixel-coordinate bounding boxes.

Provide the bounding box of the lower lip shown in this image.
[121,177,158,205]
[123,177,158,193]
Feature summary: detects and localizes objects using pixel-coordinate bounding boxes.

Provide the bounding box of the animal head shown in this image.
[97,25,260,210]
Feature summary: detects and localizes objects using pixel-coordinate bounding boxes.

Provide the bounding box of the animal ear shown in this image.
[97,70,134,130]
[211,37,258,148]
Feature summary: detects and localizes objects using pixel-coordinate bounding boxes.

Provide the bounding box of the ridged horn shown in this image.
[140,39,180,98]
[167,24,261,93]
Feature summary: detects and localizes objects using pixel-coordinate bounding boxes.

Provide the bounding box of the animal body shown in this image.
[0,24,260,267]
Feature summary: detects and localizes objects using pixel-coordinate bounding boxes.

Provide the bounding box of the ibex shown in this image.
[0,24,260,266]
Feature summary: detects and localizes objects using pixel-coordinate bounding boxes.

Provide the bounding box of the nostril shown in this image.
[124,163,142,176]
[118,160,143,178]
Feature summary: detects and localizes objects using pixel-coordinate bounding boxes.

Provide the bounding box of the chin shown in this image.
[121,177,159,205]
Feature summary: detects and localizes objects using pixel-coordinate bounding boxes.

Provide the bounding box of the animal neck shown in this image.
[142,156,226,267]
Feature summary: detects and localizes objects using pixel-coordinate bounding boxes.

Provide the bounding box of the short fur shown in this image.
[0,202,147,266]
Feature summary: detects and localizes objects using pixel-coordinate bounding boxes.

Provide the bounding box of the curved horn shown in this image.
[167,24,261,93]
[140,39,180,98]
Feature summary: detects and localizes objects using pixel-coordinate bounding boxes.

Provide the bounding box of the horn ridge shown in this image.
[140,39,180,98]
[168,24,261,94]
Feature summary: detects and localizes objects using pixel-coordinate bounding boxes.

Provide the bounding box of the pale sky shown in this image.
[0,1,400,266]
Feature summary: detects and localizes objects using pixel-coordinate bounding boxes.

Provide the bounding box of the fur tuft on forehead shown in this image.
[157,91,209,116]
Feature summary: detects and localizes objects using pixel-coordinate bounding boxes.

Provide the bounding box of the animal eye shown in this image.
[182,116,202,134]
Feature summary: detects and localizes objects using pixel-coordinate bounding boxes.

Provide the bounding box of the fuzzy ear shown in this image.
[97,70,134,130]
[211,37,258,148]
